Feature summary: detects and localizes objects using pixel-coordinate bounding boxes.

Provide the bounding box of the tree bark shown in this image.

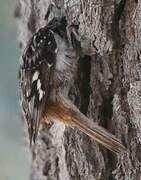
[16,0,141,179]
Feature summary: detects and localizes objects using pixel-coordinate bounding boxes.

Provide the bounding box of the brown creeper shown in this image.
[19,16,126,153]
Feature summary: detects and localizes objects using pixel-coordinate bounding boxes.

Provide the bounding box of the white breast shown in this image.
[54,34,70,72]
[54,33,78,81]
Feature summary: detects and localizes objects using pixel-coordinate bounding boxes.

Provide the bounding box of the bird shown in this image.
[19,16,126,154]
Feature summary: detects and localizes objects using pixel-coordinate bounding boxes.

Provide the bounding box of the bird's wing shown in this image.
[20,28,57,146]
[20,63,54,145]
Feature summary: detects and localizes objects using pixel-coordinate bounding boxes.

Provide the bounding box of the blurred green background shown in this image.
[0,0,29,179]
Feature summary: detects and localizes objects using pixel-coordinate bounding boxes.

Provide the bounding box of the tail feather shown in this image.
[71,117,125,153]
[43,95,126,154]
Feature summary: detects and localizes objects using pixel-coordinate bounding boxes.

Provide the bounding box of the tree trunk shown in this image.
[16,0,141,179]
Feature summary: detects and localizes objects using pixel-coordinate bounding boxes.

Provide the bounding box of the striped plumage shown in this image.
[19,16,126,153]
[20,17,68,145]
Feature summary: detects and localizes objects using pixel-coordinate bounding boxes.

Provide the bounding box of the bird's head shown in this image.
[47,16,67,33]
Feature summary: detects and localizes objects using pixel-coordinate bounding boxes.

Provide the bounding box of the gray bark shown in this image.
[16,0,141,179]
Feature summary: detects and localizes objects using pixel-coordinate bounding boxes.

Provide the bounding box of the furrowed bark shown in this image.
[16,0,141,179]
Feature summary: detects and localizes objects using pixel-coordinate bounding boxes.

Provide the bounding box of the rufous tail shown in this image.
[43,95,126,154]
